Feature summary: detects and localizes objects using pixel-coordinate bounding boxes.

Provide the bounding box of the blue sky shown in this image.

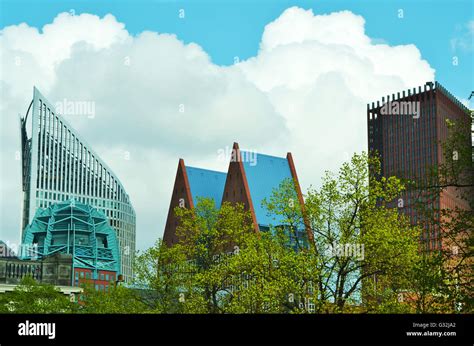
[1,0,473,99]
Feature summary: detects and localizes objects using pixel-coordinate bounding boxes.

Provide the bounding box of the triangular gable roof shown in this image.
[163,159,194,246]
[163,160,227,246]
[163,143,314,247]
[221,142,259,232]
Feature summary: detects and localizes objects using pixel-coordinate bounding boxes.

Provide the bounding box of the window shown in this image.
[85,272,90,279]
[308,298,315,313]
[80,271,84,279]
[100,273,104,280]
[106,274,109,281]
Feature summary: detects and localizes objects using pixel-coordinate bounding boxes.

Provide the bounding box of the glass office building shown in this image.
[20,87,136,282]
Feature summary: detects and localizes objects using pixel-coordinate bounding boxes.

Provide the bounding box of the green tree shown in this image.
[224,230,319,313]
[262,178,308,251]
[134,239,198,313]
[409,115,474,313]
[134,197,318,313]
[295,152,419,312]
[172,198,255,313]
[79,283,148,313]
[405,252,447,313]
[0,276,77,313]
[133,198,256,313]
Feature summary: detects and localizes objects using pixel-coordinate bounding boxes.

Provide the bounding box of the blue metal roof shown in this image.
[241,152,293,227]
[186,166,227,208]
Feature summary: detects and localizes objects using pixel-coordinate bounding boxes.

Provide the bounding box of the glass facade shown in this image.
[20,87,136,282]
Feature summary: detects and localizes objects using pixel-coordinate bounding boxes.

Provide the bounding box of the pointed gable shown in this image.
[163,159,194,246]
[221,142,259,232]
[163,143,312,246]
[163,160,227,247]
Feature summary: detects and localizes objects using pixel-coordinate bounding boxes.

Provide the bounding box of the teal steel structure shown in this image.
[22,199,121,279]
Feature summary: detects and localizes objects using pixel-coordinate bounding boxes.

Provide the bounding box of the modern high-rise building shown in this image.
[19,87,136,282]
[163,142,311,249]
[367,81,472,252]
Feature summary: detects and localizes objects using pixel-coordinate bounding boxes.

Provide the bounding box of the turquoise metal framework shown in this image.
[19,87,135,282]
[22,199,121,278]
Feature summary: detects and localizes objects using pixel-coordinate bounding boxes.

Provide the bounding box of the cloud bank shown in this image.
[0,7,435,250]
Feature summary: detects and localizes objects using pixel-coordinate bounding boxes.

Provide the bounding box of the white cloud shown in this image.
[451,20,474,52]
[0,7,435,250]
[239,7,434,202]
